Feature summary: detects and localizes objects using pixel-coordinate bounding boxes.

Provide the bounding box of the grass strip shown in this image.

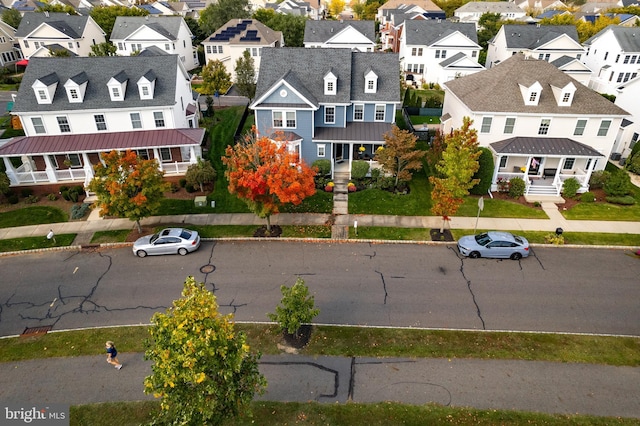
[0,206,68,228]
[90,229,131,244]
[2,325,638,366]
[0,233,76,252]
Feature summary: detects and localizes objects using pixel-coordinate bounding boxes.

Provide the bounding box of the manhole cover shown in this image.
[22,325,53,336]
[200,264,216,274]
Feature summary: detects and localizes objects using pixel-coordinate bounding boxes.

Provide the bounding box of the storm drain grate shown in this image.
[21,325,53,336]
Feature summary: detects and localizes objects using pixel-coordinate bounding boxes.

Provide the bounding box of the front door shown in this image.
[529,157,543,175]
[335,143,343,162]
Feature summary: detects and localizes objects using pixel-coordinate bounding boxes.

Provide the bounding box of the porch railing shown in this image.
[162,161,191,175]
[56,168,86,182]
[13,170,49,184]
[496,171,589,196]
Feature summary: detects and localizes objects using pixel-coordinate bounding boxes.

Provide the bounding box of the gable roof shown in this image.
[110,16,187,41]
[455,1,524,14]
[583,25,640,52]
[15,12,92,38]
[12,54,185,113]
[404,19,478,45]
[203,18,282,46]
[499,24,580,49]
[304,20,376,44]
[379,0,442,12]
[443,53,628,115]
[253,48,400,108]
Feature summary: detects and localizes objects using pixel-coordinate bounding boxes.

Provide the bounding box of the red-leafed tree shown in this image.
[88,150,169,233]
[222,132,316,232]
[429,117,481,233]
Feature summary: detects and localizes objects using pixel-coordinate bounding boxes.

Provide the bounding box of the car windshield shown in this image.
[149,232,160,244]
[474,233,492,246]
[179,230,192,240]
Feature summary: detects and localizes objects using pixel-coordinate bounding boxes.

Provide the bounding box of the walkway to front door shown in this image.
[331,162,350,238]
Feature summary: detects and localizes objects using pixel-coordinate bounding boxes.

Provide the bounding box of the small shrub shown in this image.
[370,168,382,180]
[508,177,525,198]
[71,185,84,196]
[604,168,632,196]
[179,178,187,188]
[20,188,34,198]
[580,191,596,202]
[588,170,609,189]
[533,201,541,207]
[47,193,58,201]
[169,183,179,193]
[70,203,91,219]
[351,160,370,180]
[605,195,636,205]
[60,190,71,201]
[544,233,564,245]
[69,191,79,202]
[23,194,38,204]
[312,159,331,176]
[561,177,580,198]
[185,184,196,193]
[59,185,70,193]
[8,194,19,204]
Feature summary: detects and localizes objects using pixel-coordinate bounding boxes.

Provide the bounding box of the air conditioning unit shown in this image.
[619,157,627,166]
[610,152,622,161]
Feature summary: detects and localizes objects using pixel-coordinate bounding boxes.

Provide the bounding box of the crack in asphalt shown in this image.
[451,247,486,330]
[375,270,389,305]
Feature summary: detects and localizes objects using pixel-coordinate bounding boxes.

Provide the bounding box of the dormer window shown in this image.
[551,82,576,107]
[32,72,59,105]
[324,70,337,96]
[64,72,88,103]
[138,70,157,100]
[519,81,542,106]
[365,69,378,94]
[107,71,128,102]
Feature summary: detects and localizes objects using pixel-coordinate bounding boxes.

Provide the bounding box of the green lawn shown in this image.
[0,206,68,228]
[410,115,441,125]
[0,233,76,251]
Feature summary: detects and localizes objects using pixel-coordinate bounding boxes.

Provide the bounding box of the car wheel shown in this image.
[510,252,522,260]
[178,248,188,256]
[469,251,480,259]
[136,250,147,258]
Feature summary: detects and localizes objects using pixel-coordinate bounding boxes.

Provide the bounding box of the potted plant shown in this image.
[324,181,334,192]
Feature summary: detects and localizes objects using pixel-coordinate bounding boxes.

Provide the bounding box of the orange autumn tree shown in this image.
[223,132,316,232]
[88,150,169,233]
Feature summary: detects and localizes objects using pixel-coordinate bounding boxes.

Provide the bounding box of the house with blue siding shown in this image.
[250,48,401,178]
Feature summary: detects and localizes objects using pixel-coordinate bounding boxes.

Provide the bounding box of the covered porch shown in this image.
[490,137,605,197]
[0,128,205,189]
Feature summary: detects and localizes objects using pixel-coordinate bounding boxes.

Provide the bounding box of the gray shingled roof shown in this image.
[443,53,628,115]
[254,48,400,107]
[304,20,376,44]
[455,1,523,13]
[12,55,182,113]
[405,19,478,45]
[583,25,640,52]
[15,12,90,38]
[204,19,282,46]
[110,16,185,41]
[500,24,579,49]
[491,137,604,157]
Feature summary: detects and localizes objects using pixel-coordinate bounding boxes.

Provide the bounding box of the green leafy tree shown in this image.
[234,50,256,101]
[88,150,169,233]
[361,0,384,20]
[429,117,481,232]
[375,125,426,188]
[0,170,10,196]
[327,0,346,18]
[90,6,148,39]
[268,277,320,337]
[48,47,72,57]
[185,158,217,192]
[202,60,232,102]
[89,42,117,57]
[184,16,206,45]
[36,4,77,14]
[145,276,266,426]
[252,9,306,47]
[469,147,494,195]
[199,0,251,36]
[1,9,21,29]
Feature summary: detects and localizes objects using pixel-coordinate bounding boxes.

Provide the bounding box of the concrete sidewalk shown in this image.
[1,353,638,419]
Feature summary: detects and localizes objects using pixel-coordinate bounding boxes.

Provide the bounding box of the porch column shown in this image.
[2,157,19,185]
[491,155,502,190]
[153,148,163,172]
[43,155,58,183]
[82,153,93,183]
[189,147,198,164]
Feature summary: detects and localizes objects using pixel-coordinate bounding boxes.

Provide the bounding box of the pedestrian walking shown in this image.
[105,341,123,370]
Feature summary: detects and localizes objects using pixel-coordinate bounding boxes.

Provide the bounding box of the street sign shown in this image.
[478,196,484,211]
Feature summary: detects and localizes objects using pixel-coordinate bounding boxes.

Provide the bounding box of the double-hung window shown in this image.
[31,117,45,134]
[66,153,81,168]
[317,144,325,157]
[481,117,492,133]
[160,148,172,162]
[503,117,515,134]
[57,116,71,133]
[563,158,575,170]
[325,106,335,124]
[353,104,363,121]
[538,119,550,135]
[130,113,142,129]
[273,111,296,128]
[374,105,385,121]
[154,112,165,128]
[94,114,107,131]
[573,119,587,136]
[597,120,611,136]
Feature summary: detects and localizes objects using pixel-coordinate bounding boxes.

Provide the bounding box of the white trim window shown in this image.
[325,106,335,124]
[160,147,172,162]
[538,118,551,135]
[480,117,492,133]
[136,149,150,160]
[503,117,515,134]
[563,158,575,170]
[353,104,364,121]
[154,111,165,128]
[94,114,107,131]
[66,153,82,168]
[31,117,46,134]
[574,119,587,136]
[374,104,385,121]
[273,111,296,128]
[57,116,71,133]
[317,144,326,157]
[597,120,611,137]
[130,112,142,129]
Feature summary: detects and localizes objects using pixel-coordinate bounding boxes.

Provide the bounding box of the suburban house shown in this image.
[0,53,204,189]
[264,0,324,20]
[15,12,106,59]
[136,1,191,17]
[0,20,21,67]
[377,0,445,52]
[441,53,629,196]
[399,19,483,86]
[582,25,640,96]
[550,55,593,86]
[485,24,585,69]
[613,75,640,161]
[454,2,529,28]
[250,48,401,178]
[202,19,283,82]
[110,16,199,71]
[512,0,567,14]
[303,20,376,52]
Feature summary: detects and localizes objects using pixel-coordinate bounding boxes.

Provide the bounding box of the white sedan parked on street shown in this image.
[457,231,530,260]
[132,228,201,257]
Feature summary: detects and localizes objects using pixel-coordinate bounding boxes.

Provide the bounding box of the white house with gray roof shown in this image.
[485,24,585,69]
[303,20,376,52]
[454,2,529,29]
[399,19,483,86]
[582,25,640,96]
[442,53,629,196]
[251,48,400,178]
[0,53,203,189]
[613,75,640,160]
[202,19,283,82]
[110,16,199,71]
[15,12,106,59]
